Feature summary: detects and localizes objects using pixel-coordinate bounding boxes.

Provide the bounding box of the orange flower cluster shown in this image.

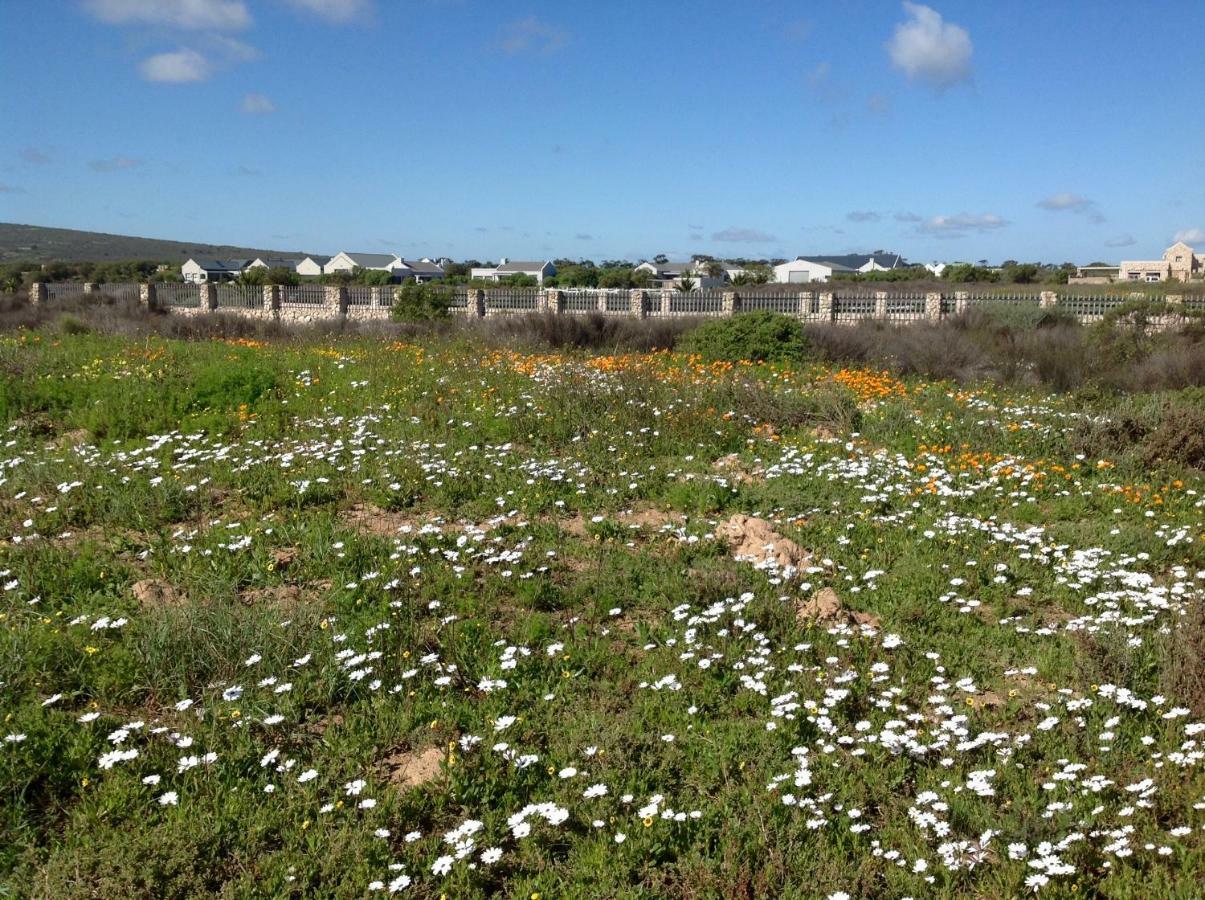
[827,368,907,403]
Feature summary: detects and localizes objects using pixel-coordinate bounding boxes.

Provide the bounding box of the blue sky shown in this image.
[1,0,1202,264]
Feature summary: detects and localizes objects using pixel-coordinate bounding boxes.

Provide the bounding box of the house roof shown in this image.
[339,252,398,268]
[785,257,857,272]
[254,257,306,269]
[301,255,331,265]
[189,258,251,271]
[801,253,906,270]
[496,260,550,273]
[399,258,444,274]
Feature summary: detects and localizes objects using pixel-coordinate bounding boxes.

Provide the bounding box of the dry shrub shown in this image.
[474,312,695,352]
[1162,598,1205,716]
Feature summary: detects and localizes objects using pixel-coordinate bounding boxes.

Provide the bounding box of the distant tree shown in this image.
[745,263,773,285]
[676,274,697,292]
[354,267,393,286]
[703,259,724,279]
[501,273,538,287]
[1001,263,1040,284]
[631,267,652,288]
[266,266,299,286]
[653,253,669,265]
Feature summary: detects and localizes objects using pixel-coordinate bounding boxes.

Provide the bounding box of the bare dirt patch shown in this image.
[132,578,186,607]
[711,454,764,484]
[384,746,445,788]
[342,504,425,537]
[717,514,810,569]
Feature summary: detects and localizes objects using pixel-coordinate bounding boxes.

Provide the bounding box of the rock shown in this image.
[717,514,809,569]
[269,547,298,570]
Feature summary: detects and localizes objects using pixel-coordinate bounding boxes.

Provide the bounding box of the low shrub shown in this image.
[475,312,695,352]
[392,282,456,321]
[680,310,808,363]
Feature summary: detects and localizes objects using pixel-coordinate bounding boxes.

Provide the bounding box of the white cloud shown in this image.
[1173,227,1205,244]
[500,16,570,55]
[916,212,1008,238]
[83,0,250,30]
[887,3,973,90]
[711,227,778,243]
[139,48,211,82]
[241,93,276,114]
[282,0,373,23]
[89,156,143,172]
[1037,192,1104,224]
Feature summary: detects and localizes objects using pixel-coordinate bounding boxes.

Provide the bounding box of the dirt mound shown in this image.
[342,504,422,537]
[717,515,810,570]
[385,746,444,788]
[711,454,764,484]
[795,587,881,628]
[132,578,185,607]
[561,507,685,537]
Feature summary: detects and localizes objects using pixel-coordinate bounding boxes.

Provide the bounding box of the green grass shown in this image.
[0,330,1203,898]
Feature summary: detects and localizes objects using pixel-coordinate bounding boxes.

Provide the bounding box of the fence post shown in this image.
[83,282,99,295]
[325,285,348,318]
[1039,291,1058,309]
[629,289,648,319]
[465,288,485,318]
[140,283,160,312]
[925,292,942,322]
[29,282,47,305]
[597,291,608,312]
[818,292,835,322]
[201,283,218,311]
[798,291,814,321]
[954,291,969,316]
[545,289,565,315]
[263,285,281,317]
[370,287,382,309]
[874,291,888,321]
[659,289,672,316]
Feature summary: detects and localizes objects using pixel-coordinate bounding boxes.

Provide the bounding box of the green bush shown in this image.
[392,282,455,321]
[680,310,809,363]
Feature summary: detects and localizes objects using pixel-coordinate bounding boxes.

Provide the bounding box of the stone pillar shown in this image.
[465,288,485,318]
[1166,294,1183,306]
[201,283,218,311]
[597,291,608,312]
[954,291,969,316]
[370,287,382,309]
[1039,291,1058,309]
[83,282,100,295]
[798,292,814,320]
[263,285,281,316]
[818,292,835,321]
[660,290,672,316]
[140,283,159,311]
[925,292,942,322]
[545,289,565,315]
[629,289,647,319]
[325,285,348,317]
[722,291,741,316]
[874,291,888,320]
[29,283,47,305]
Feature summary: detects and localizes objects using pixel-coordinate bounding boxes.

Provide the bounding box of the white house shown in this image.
[634,261,726,289]
[324,251,403,276]
[181,258,251,284]
[246,256,306,273]
[772,253,908,284]
[296,255,330,277]
[772,258,854,284]
[924,262,948,278]
[395,258,445,283]
[470,258,556,284]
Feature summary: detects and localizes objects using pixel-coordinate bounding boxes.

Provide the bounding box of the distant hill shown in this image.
[0,223,312,264]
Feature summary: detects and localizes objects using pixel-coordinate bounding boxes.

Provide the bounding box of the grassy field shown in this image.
[1,326,1203,898]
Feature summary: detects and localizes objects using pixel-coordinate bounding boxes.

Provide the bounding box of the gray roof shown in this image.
[190,257,251,271]
[254,257,306,269]
[341,252,398,268]
[801,253,907,271]
[496,260,551,273]
[400,258,444,274]
[644,261,696,276]
[301,255,331,265]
